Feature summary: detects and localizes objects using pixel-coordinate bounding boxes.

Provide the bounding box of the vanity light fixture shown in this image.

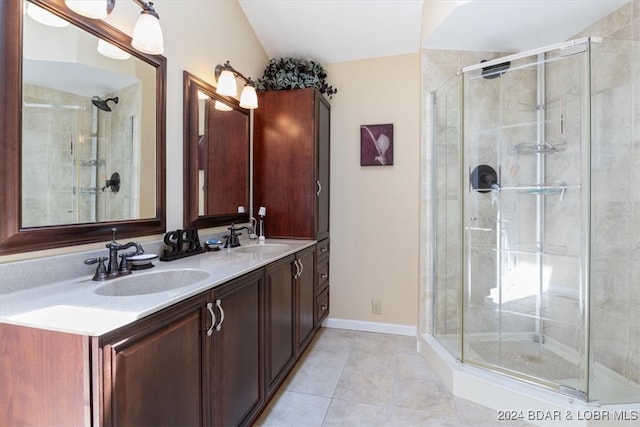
[26,3,70,27]
[64,0,164,55]
[214,101,234,112]
[214,61,259,110]
[97,39,131,60]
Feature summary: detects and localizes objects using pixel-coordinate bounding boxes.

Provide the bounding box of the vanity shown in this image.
[0,238,329,427]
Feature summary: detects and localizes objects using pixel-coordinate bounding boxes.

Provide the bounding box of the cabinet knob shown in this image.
[320,246,328,253]
[320,304,328,312]
[320,272,328,279]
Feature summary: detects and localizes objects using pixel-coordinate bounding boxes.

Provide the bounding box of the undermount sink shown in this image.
[234,243,290,254]
[94,268,210,297]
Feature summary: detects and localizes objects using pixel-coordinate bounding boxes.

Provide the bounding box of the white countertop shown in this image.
[0,239,315,337]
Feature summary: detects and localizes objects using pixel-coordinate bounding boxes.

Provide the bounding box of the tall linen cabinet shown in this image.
[253,88,332,383]
[253,88,330,241]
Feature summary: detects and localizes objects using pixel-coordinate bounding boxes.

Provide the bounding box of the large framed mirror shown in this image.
[183,71,249,228]
[0,0,166,255]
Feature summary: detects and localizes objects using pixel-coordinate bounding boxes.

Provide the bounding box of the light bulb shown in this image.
[216,70,237,97]
[97,39,131,60]
[64,0,108,19]
[214,101,233,112]
[27,3,69,27]
[239,85,258,109]
[132,12,164,55]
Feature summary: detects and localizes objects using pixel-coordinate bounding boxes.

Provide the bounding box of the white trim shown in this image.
[420,334,640,427]
[322,317,417,336]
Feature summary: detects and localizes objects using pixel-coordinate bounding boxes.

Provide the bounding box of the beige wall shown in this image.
[325,54,421,327]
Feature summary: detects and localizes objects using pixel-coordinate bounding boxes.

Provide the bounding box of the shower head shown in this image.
[480,60,511,79]
[91,97,119,112]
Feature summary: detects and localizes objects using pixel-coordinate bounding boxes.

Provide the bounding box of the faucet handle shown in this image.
[119,251,136,275]
[84,256,109,281]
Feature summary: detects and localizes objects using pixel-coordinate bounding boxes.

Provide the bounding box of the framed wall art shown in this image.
[360,123,393,166]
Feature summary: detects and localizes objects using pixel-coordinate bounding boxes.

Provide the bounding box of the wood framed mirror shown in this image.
[183,71,249,229]
[0,0,166,255]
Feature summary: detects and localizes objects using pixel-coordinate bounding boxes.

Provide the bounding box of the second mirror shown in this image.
[183,71,250,229]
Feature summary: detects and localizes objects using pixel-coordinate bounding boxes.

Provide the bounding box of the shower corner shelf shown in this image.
[489,183,572,197]
[80,159,106,167]
[513,141,567,155]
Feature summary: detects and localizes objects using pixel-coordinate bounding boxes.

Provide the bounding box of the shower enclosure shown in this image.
[22,86,136,227]
[431,37,639,404]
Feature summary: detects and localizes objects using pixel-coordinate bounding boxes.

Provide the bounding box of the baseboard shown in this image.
[322,317,417,336]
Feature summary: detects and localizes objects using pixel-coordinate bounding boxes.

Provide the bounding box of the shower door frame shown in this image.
[457,36,594,400]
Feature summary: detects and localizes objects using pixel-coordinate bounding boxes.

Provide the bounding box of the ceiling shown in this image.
[239,0,630,64]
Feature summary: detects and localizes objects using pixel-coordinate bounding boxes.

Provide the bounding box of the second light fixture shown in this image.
[214,61,258,110]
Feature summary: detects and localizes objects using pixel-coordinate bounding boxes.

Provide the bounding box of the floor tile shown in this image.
[258,328,534,427]
[254,391,331,427]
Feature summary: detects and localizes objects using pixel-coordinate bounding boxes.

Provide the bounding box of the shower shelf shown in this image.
[513,141,567,154]
[469,243,580,258]
[495,183,574,196]
[78,187,99,195]
[495,245,576,257]
[80,159,105,167]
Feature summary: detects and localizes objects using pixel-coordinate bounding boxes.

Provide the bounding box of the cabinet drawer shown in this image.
[317,238,330,260]
[315,286,329,327]
[316,257,329,294]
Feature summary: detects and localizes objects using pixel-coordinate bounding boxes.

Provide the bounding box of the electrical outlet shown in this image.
[371,298,382,315]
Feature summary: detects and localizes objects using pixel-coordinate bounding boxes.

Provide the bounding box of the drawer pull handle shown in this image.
[320,304,329,311]
[320,246,328,252]
[293,259,301,279]
[320,273,328,279]
[206,302,216,336]
[215,299,225,331]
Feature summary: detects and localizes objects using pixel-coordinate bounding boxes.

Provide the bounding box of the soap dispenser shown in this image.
[258,206,266,240]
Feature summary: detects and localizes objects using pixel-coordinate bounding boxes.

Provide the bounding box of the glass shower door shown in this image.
[432,76,463,360]
[462,42,590,397]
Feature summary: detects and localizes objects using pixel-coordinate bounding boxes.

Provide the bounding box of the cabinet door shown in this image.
[211,269,264,427]
[295,246,316,354]
[102,294,208,427]
[316,95,330,240]
[264,255,296,394]
[254,88,316,239]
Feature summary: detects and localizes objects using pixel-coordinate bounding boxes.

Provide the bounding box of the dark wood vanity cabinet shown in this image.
[264,245,316,397]
[295,246,316,355]
[102,269,264,427]
[100,293,209,427]
[315,238,330,327]
[209,269,264,427]
[1,248,325,427]
[264,255,296,394]
[253,88,330,241]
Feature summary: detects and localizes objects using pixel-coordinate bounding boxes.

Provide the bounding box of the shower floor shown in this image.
[469,339,580,382]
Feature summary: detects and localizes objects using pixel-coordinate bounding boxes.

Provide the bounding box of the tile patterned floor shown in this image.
[254,328,533,427]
